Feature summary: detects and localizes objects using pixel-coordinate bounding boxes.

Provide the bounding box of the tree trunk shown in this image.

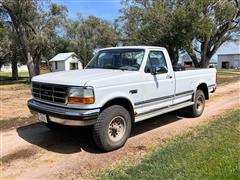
[2,2,40,80]
[200,55,207,68]
[26,52,37,79]
[172,53,179,66]
[11,56,18,80]
[192,57,200,68]
[200,57,209,68]
[186,49,200,68]
[203,56,211,68]
[199,37,210,68]
[34,57,40,75]
[167,47,179,65]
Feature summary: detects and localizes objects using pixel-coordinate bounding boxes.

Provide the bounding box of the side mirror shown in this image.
[151,66,168,75]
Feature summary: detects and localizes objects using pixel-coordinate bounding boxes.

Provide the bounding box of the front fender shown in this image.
[95,90,135,108]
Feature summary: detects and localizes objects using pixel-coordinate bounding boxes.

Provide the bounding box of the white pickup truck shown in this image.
[28,46,216,151]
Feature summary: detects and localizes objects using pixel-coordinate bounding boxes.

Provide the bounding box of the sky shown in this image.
[52,0,240,60]
[52,0,121,22]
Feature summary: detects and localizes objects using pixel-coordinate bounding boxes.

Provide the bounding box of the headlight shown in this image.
[67,87,95,104]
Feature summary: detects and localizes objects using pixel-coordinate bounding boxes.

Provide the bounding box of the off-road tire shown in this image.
[92,105,132,151]
[187,89,205,117]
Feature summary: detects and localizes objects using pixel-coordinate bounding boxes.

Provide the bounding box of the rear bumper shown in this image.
[28,99,99,126]
[208,84,217,93]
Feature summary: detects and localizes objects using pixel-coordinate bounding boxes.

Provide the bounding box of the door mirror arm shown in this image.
[151,66,168,75]
[151,67,157,75]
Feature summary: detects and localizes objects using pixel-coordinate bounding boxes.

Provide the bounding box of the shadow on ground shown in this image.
[17,111,186,154]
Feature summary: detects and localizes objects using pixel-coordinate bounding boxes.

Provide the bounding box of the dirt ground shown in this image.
[0,84,32,121]
[1,81,240,179]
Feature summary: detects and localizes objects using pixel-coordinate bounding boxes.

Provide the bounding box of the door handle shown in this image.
[166,75,173,79]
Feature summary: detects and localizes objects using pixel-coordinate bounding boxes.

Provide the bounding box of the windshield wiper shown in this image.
[102,66,120,70]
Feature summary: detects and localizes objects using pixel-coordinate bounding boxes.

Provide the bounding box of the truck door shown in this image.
[135,50,175,113]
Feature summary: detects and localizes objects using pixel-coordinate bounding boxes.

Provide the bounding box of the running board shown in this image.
[134,101,194,122]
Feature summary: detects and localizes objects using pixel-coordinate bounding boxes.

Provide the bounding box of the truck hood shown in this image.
[32,69,134,86]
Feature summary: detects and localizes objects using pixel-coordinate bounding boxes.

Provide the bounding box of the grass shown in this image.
[0,71,30,85]
[217,70,240,85]
[102,109,240,180]
[0,71,29,78]
[0,70,49,85]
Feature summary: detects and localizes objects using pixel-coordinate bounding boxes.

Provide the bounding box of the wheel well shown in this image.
[197,83,209,100]
[101,98,135,122]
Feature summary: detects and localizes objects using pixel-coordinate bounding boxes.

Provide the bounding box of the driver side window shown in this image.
[145,51,168,73]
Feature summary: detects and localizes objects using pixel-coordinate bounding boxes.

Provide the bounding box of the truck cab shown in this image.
[28,46,216,151]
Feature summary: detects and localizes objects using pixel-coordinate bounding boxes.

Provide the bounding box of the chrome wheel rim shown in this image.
[196,96,204,113]
[108,116,126,142]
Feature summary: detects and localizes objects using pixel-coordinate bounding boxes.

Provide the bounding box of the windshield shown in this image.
[86,49,145,71]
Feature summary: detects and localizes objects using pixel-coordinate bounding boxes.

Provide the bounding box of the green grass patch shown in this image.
[0,71,30,85]
[0,70,49,85]
[217,70,240,85]
[0,71,29,78]
[102,109,240,180]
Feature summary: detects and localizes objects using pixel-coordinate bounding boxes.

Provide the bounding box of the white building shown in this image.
[217,54,240,69]
[217,40,240,69]
[49,52,83,72]
[0,64,28,72]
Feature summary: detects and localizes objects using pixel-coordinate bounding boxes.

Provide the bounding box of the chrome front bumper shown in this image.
[28,99,100,126]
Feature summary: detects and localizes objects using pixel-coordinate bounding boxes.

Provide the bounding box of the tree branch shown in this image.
[193,47,201,53]
[25,22,36,34]
[186,47,200,67]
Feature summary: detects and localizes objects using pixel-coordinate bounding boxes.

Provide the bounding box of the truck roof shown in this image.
[100,46,167,51]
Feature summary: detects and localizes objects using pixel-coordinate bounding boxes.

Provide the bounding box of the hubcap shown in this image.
[196,96,204,113]
[108,116,126,142]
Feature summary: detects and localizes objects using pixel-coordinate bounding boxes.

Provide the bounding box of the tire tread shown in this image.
[92,105,131,151]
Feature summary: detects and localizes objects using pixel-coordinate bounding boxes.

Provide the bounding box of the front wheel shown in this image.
[92,105,132,151]
[187,89,205,117]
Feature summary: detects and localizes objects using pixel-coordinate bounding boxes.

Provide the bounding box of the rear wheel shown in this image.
[187,89,205,117]
[92,105,132,151]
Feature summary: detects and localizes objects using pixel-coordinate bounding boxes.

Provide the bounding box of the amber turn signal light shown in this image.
[68,97,94,104]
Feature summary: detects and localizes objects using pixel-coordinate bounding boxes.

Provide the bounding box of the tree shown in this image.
[118,0,186,65]
[0,19,10,69]
[119,0,240,67]
[0,0,67,78]
[0,17,23,80]
[65,15,120,66]
[183,0,240,67]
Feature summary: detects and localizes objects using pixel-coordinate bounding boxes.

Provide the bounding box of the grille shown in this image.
[32,82,67,104]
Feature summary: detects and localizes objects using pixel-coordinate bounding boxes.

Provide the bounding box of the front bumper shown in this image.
[28,99,100,126]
